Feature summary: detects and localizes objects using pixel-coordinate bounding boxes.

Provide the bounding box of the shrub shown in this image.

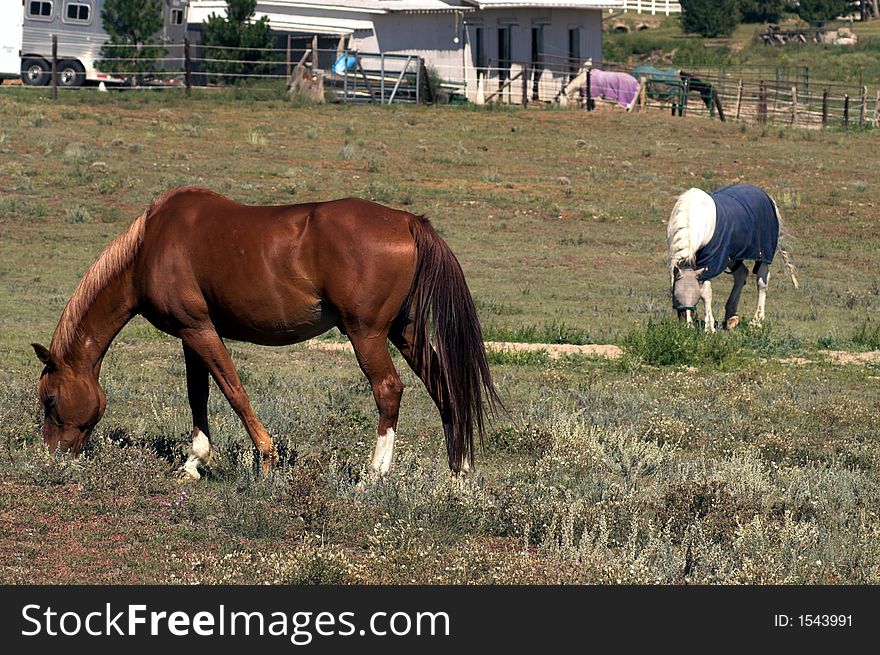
[679,0,740,37]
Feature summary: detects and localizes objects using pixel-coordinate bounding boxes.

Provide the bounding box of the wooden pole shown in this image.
[822,89,829,127]
[639,77,647,111]
[585,66,592,111]
[521,63,529,106]
[311,35,318,72]
[286,35,292,82]
[844,93,850,127]
[873,89,879,128]
[735,79,743,121]
[791,85,798,125]
[184,37,192,97]
[859,85,867,125]
[758,80,767,124]
[51,34,57,100]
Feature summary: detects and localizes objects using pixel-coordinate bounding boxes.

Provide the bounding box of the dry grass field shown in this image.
[0,87,878,584]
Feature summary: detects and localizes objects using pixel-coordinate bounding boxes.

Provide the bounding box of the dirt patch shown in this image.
[312,341,879,366]
[780,350,880,366]
[309,340,623,359]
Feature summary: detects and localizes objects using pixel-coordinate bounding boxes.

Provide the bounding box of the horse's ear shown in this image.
[32,343,55,369]
[695,267,708,280]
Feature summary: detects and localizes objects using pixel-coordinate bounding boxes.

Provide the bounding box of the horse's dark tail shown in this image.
[407,215,501,472]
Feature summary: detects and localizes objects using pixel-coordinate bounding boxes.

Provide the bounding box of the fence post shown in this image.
[758,81,767,124]
[286,35,292,82]
[51,34,57,100]
[874,90,879,128]
[381,54,385,103]
[311,35,318,73]
[859,85,867,125]
[822,89,829,127]
[184,37,192,97]
[735,79,743,121]
[522,63,529,107]
[585,66,592,111]
[791,85,798,125]
[843,94,850,127]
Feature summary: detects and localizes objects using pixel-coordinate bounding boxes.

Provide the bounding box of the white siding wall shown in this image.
[354,8,603,99]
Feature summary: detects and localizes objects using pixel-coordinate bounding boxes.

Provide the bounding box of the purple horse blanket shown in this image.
[582,69,640,109]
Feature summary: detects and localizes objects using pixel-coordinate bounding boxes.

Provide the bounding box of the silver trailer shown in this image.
[20,0,189,87]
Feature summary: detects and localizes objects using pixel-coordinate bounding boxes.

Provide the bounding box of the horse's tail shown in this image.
[406,215,500,472]
[771,198,800,290]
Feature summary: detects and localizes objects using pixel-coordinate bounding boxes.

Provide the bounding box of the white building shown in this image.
[189,1,626,100]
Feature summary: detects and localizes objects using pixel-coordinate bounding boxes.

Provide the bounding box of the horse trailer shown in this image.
[1,1,25,82]
[20,0,189,87]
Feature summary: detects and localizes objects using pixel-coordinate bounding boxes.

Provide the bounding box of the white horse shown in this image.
[667,184,799,331]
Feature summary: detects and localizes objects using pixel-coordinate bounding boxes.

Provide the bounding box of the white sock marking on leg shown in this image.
[370,427,396,475]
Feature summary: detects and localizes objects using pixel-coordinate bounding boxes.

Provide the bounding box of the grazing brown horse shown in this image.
[32,187,499,478]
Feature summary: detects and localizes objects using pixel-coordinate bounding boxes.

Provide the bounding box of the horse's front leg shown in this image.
[699,280,715,333]
[752,262,770,325]
[179,326,277,475]
[177,343,214,480]
[724,261,749,329]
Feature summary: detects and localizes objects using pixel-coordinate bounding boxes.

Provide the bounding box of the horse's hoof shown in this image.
[726,316,740,330]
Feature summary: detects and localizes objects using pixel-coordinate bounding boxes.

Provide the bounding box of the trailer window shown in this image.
[65,2,90,22]
[27,1,53,19]
[171,8,184,25]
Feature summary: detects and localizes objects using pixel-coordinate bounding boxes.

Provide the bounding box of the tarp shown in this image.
[695,184,779,281]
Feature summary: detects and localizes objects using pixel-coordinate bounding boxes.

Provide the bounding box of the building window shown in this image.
[65,2,90,22]
[171,8,184,25]
[28,1,53,19]
[498,26,511,83]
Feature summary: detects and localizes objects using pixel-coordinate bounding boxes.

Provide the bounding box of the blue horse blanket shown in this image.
[695,184,779,281]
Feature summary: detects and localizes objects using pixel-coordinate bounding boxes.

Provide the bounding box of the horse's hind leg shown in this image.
[347,331,403,476]
[179,326,277,473]
[724,261,749,329]
[388,323,463,475]
[752,261,770,325]
[181,343,212,480]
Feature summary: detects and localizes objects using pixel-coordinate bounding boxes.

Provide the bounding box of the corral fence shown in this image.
[16,35,879,129]
[18,35,429,105]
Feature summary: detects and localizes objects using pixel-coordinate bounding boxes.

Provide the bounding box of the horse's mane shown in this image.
[666,187,716,283]
[49,188,206,361]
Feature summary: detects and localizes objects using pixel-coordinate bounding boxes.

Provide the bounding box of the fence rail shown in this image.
[9,37,878,129]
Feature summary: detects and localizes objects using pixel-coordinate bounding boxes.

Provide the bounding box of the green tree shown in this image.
[797,0,849,24]
[679,0,741,37]
[738,0,788,23]
[97,0,167,85]
[201,0,280,83]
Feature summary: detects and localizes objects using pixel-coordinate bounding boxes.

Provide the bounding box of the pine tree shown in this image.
[679,0,741,38]
[739,0,787,23]
[201,0,279,84]
[97,0,167,85]
[797,0,849,24]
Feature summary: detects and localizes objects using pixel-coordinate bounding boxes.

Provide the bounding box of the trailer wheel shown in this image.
[21,58,51,86]
[58,60,86,88]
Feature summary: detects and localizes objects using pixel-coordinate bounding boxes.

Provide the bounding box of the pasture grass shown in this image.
[0,89,878,584]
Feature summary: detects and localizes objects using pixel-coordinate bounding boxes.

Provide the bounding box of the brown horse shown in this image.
[32,187,499,478]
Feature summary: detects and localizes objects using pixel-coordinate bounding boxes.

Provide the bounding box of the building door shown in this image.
[530,25,544,100]
[568,27,581,80]
[498,26,511,84]
[474,26,485,79]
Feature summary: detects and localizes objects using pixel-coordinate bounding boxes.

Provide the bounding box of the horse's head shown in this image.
[671,265,705,325]
[32,343,106,455]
